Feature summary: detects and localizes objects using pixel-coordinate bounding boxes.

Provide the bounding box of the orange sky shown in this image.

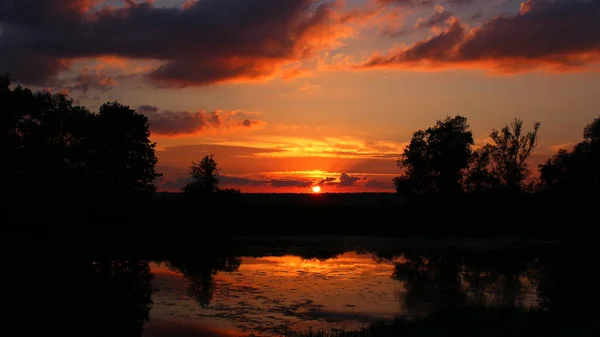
[3,0,600,192]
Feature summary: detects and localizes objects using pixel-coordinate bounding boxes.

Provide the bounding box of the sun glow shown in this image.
[312,186,321,193]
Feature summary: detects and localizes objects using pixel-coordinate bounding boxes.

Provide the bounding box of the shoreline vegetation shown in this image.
[292,306,598,337]
[9,192,596,240]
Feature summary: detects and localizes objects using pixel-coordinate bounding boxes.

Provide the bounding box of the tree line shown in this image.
[2,73,598,204]
[2,74,160,201]
[395,114,599,198]
[1,74,240,202]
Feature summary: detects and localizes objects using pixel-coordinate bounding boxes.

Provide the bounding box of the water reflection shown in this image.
[151,253,403,335]
[49,238,598,337]
[51,259,154,337]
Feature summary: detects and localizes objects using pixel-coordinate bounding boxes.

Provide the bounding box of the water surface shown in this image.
[145,238,546,336]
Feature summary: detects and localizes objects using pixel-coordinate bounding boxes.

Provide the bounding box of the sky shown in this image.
[1,0,599,193]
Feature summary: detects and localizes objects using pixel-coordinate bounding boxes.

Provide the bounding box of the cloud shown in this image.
[270,179,313,188]
[317,177,337,185]
[339,172,362,187]
[317,173,366,187]
[68,67,116,94]
[377,0,435,7]
[414,6,453,30]
[216,136,405,159]
[137,105,266,136]
[442,0,478,7]
[365,178,396,189]
[220,175,267,186]
[384,4,453,37]
[359,0,600,73]
[0,0,356,87]
[157,172,396,191]
[156,174,314,191]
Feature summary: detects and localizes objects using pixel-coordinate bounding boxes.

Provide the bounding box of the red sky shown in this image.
[2,0,599,192]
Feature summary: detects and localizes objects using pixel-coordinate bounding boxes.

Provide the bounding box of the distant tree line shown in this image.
[395,114,600,199]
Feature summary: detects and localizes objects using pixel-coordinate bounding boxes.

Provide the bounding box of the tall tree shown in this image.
[86,102,161,198]
[487,119,541,191]
[395,115,473,195]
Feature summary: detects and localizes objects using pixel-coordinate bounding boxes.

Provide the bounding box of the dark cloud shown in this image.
[365,178,396,189]
[68,67,116,94]
[317,177,337,185]
[136,105,265,136]
[414,7,453,29]
[222,176,315,189]
[270,179,313,188]
[316,173,366,188]
[442,0,478,7]
[468,10,484,21]
[0,0,348,87]
[220,176,267,186]
[339,173,361,187]
[384,5,453,37]
[377,0,435,7]
[156,172,395,191]
[360,0,600,72]
[156,174,314,191]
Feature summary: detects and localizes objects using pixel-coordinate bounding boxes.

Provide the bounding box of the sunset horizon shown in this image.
[2,0,599,193]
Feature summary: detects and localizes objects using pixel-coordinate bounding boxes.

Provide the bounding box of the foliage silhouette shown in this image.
[539,116,600,194]
[393,252,466,315]
[487,119,541,191]
[1,74,160,201]
[463,119,540,193]
[183,154,220,194]
[463,147,501,193]
[395,115,473,196]
[89,102,161,197]
[182,154,241,200]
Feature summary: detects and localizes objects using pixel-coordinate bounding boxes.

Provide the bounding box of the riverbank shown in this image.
[293,306,598,337]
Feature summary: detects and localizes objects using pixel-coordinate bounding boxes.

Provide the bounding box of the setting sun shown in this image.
[312,186,321,193]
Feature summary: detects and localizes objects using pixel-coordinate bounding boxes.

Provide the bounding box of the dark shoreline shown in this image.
[7,191,597,243]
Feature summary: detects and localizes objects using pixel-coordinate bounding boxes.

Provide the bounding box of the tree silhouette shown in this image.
[1,74,160,200]
[487,119,541,191]
[182,154,220,195]
[395,115,473,196]
[181,154,241,199]
[392,251,466,315]
[539,116,599,193]
[463,119,540,194]
[165,255,241,307]
[87,102,161,198]
[463,147,501,193]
